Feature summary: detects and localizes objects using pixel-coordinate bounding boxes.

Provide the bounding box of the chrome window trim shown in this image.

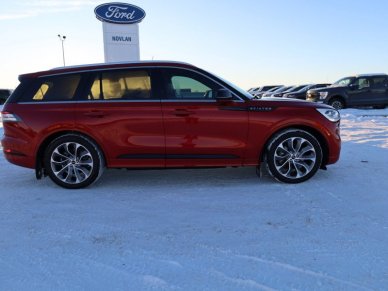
[35,66,245,102]
[161,100,217,103]
[17,101,77,105]
[17,100,159,105]
[16,99,222,105]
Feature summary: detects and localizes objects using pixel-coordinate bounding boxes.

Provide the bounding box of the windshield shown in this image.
[332,77,354,87]
[266,86,281,93]
[294,85,312,93]
[273,86,291,93]
[271,86,285,93]
[293,85,309,92]
[285,85,308,93]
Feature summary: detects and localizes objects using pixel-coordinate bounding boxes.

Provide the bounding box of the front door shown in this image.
[160,68,249,167]
[347,77,372,106]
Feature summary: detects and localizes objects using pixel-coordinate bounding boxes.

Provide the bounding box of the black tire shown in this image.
[266,129,323,184]
[328,98,345,110]
[44,134,104,189]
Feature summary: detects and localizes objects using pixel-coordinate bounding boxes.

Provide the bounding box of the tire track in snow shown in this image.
[236,254,372,291]
[211,269,278,291]
[195,244,373,290]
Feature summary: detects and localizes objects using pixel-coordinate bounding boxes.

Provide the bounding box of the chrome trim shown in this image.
[17,101,77,105]
[17,99,241,104]
[76,99,160,103]
[36,66,245,102]
[161,100,217,103]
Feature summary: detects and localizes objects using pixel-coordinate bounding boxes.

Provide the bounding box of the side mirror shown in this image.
[215,88,233,100]
[349,84,358,90]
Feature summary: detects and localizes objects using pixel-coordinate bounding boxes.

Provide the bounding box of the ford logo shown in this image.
[94,2,146,24]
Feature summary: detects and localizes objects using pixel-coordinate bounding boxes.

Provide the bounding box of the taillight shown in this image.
[0,111,21,122]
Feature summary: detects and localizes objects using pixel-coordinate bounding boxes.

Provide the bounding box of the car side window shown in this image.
[353,78,370,90]
[88,70,154,100]
[0,90,7,98]
[164,70,220,100]
[370,77,386,89]
[29,74,81,102]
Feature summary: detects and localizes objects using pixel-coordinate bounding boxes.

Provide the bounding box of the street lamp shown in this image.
[57,34,66,66]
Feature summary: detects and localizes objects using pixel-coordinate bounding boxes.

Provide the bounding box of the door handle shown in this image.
[172,109,194,117]
[83,111,106,118]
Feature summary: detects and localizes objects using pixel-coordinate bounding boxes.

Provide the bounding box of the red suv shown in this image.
[1,61,341,188]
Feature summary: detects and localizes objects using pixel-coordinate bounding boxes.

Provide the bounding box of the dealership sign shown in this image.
[95,2,146,24]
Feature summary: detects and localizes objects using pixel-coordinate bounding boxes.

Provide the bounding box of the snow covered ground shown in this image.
[1,107,388,290]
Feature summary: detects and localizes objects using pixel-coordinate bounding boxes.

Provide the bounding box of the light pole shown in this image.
[57,34,66,66]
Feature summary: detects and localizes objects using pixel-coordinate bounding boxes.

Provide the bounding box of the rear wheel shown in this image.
[44,134,104,189]
[329,98,345,110]
[266,129,323,183]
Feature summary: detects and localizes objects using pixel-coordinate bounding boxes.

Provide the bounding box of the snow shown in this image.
[1,106,388,290]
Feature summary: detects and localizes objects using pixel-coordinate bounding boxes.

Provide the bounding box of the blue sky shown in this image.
[1,0,387,89]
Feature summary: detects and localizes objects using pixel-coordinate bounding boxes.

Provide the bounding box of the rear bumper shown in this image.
[1,135,35,169]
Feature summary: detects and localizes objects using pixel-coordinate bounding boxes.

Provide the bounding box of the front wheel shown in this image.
[329,98,345,110]
[266,129,323,183]
[44,134,104,189]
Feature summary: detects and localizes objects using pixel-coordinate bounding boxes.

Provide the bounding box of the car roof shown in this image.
[351,73,387,78]
[19,60,197,79]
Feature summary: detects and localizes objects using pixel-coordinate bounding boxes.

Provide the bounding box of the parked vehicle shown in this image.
[307,74,388,109]
[253,85,283,98]
[262,86,293,97]
[249,85,281,96]
[284,84,331,100]
[268,85,309,98]
[1,61,341,188]
[0,89,12,105]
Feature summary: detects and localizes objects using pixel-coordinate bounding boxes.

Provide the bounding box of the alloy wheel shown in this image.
[273,137,317,180]
[50,142,94,185]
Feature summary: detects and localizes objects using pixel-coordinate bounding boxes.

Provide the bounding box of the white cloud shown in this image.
[26,0,101,8]
[0,0,101,20]
[0,12,36,20]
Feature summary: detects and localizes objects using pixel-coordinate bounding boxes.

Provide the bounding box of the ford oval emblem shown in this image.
[94,2,146,24]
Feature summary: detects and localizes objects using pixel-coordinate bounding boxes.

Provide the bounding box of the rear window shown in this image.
[22,74,81,102]
[371,77,386,88]
[0,90,11,98]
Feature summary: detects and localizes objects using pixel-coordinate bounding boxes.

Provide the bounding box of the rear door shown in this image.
[13,74,80,156]
[160,68,249,167]
[75,68,165,168]
[369,76,388,106]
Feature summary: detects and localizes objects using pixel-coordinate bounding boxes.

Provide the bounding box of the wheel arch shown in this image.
[259,125,329,168]
[327,95,346,107]
[35,130,107,178]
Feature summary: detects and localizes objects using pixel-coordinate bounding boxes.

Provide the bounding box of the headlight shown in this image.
[316,108,340,122]
[319,92,328,100]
